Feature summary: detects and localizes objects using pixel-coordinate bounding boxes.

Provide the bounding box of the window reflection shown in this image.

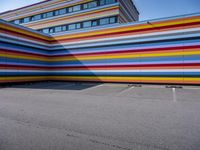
[38,16,118,34]
[11,0,117,24]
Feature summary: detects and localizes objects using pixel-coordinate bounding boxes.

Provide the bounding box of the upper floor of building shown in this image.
[0,0,139,34]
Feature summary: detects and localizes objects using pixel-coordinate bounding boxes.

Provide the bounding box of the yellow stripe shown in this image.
[52,76,200,81]
[51,50,200,61]
[1,50,200,62]
[0,54,48,61]
[0,24,51,41]
[1,76,199,81]
[54,16,200,40]
[52,76,180,80]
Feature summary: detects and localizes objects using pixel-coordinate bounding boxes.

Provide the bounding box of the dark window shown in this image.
[42,13,47,18]
[106,0,116,4]
[55,26,62,32]
[100,0,105,5]
[14,20,20,24]
[54,10,59,16]
[83,21,92,28]
[39,16,117,34]
[88,1,97,8]
[42,28,49,34]
[99,18,109,25]
[68,7,73,13]
[46,12,53,18]
[62,26,67,31]
[23,17,30,23]
[83,3,88,9]
[100,0,116,5]
[76,23,81,29]
[30,16,35,21]
[49,28,54,33]
[68,24,76,30]
[92,20,98,26]
[109,16,117,24]
[33,14,41,20]
[73,5,81,11]
[55,8,66,16]
[68,23,82,30]
[59,8,67,15]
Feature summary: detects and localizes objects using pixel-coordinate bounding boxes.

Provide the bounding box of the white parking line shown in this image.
[117,86,135,95]
[80,84,105,91]
[172,88,177,102]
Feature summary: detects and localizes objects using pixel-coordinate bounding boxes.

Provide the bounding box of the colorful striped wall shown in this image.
[0,13,200,85]
[0,19,51,83]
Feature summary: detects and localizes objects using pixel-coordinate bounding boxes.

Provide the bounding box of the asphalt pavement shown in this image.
[0,82,200,150]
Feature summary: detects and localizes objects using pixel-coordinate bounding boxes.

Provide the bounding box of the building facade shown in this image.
[0,0,200,85]
[0,12,200,85]
[0,0,139,34]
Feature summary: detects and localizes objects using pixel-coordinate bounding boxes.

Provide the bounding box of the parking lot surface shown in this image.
[0,82,200,150]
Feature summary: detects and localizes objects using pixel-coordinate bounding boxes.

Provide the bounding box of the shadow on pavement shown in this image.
[1,81,102,91]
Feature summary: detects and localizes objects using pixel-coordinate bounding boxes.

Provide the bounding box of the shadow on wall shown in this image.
[1,14,200,86]
[0,41,102,90]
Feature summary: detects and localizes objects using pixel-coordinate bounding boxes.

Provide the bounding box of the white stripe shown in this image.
[51,28,200,49]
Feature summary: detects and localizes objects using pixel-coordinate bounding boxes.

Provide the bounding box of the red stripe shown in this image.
[51,45,200,57]
[1,29,49,43]
[0,64,50,70]
[0,49,48,57]
[49,63,200,70]
[54,21,200,43]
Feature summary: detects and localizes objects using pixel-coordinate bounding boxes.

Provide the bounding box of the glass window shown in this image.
[30,16,35,21]
[109,17,116,24]
[42,28,49,34]
[55,26,62,32]
[76,23,81,29]
[39,16,118,33]
[100,0,116,5]
[68,7,73,13]
[42,13,47,18]
[62,26,67,31]
[92,20,98,26]
[34,14,41,20]
[106,0,116,4]
[23,17,30,23]
[73,5,81,12]
[59,8,66,15]
[88,1,97,8]
[14,20,20,24]
[83,21,92,28]
[68,24,76,30]
[54,10,59,16]
[46,12,53,18]
[49,28,54,33]
[100,0,105,5]
[100,18,109,25]
[83,4,88,9]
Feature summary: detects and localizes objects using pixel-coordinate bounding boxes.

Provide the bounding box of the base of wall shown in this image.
[0,80,199,87]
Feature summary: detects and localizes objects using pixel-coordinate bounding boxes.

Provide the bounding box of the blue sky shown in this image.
[1,0,200,21]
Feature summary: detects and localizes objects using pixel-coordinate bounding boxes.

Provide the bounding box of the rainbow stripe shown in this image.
[0,13,200,84]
